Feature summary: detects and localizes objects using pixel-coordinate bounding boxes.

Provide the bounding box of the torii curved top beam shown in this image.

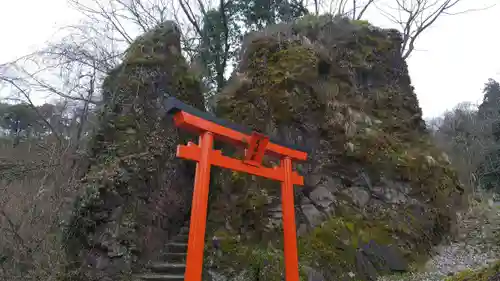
[164,97,310,161]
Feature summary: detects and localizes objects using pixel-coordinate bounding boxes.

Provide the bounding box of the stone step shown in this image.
[148,262,186,275]
[135,273,184,281]
[179,226,189,235]
[165,242,188,253]
[171,235,189,243]
[160,252,187,263]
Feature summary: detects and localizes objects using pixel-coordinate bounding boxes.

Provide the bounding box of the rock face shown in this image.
[208,15,464,281]
[61,21,204,281]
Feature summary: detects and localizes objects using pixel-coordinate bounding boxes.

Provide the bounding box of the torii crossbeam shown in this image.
[164,97,309,281]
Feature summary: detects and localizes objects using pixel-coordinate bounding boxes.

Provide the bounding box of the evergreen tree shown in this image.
[476,79,500,193]
[197,0,309,100]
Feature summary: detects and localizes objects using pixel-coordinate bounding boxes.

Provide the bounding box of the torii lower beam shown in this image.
[164,97,309,281]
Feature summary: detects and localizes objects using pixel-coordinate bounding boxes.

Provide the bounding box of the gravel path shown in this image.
[380,202,500,281]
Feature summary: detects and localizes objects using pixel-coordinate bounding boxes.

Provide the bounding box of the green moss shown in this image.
[206,229,284,281]
[294,14,334,31]
[352,19,371,27]
[298,210,402,279]
[445,260,500,281]
[346,124,462,216]
[209,210,411,280]
[249,42,319,93]
[217,41,324,129]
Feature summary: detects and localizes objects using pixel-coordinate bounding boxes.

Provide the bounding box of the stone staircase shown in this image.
[135,222,190,281]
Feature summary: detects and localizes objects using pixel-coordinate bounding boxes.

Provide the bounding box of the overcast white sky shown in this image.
[0,0,499,118]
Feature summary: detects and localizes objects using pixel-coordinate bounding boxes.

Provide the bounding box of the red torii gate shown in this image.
[165,97,309,281]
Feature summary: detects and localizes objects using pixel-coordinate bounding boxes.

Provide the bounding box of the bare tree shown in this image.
[0,75,62,144]
[430,101,500,195]
[0,134,83,281]
[66,0,206,60]
[0,53,98,168]
[376,0,495,59]
[0,23,108,107]
[0,84,87,280]
[0,54,99,280]
[323,0,377,19]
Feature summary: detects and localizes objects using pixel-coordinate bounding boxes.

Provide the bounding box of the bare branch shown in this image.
[325,0,378,19]
[376,0,494,59]
[356,0,375,19]
[178,0,205,37]
[0,76,63,143]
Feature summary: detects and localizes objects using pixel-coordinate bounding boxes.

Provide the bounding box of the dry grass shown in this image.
[0,138,83,281]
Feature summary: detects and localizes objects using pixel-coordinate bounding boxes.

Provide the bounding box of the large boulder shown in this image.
[206,15,465,281]
[61,21,204,281]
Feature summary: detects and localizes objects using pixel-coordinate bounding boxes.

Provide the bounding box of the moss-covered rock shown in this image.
[61,21,205,281]
[445,261,500,281]
[207,14,465,281]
